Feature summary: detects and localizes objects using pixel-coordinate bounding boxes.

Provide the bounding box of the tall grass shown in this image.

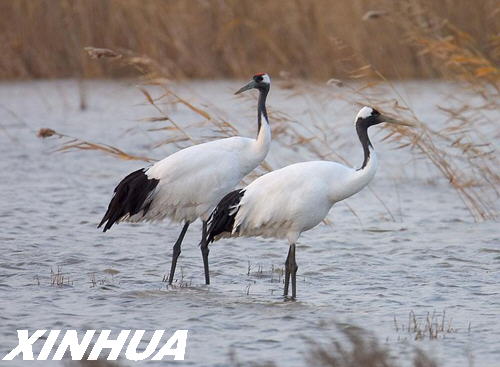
[1,0,498,80]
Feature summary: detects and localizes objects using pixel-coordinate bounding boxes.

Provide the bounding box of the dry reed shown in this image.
[1,0,498,80]
[50,266,72,287]
[337,1,500,220]
[37,127,155,162]
[230,323,442,367]
[394,311,458,341]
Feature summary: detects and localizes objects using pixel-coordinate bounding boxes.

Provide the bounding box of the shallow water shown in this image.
[0,80,499,366]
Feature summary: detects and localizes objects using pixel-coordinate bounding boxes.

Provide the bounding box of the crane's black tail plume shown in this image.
[98,168,159,232]
[207,189,245,243]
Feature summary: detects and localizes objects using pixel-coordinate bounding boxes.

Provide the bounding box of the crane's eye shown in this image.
[255,75,263,82]
[371,109,380,116]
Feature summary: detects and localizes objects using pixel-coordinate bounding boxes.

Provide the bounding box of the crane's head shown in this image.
[355,106,414,127]
[235,73,271,94]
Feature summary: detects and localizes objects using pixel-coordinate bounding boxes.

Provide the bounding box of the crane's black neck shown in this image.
[257,86,270,135]
[356,118,373,170]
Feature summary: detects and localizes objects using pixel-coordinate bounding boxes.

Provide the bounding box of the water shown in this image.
[0,80,499,366]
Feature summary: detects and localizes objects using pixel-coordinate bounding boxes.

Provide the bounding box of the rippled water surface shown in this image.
[0,80,499,366]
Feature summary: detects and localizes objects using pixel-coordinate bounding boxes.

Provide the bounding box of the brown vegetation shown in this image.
[305,325,440,367]
[394,311,460,341]
[50,266,72,287]
[37,127,155,162]
[1,0,498,80]
[231,324,443,367]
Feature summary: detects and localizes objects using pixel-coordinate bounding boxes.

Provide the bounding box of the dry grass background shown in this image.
[1,0,499,80]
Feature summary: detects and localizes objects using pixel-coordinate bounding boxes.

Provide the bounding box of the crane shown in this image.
[98,73,272,285]
[207,106,414,298]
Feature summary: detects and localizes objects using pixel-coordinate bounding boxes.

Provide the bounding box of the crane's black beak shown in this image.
[380,114,415,127]
[235,80,257,95]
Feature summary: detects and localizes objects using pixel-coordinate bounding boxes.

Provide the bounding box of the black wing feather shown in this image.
[98,168,159,232]
[207,189,245,243]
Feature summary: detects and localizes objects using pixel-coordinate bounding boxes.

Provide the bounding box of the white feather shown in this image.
[356,106,374,120]
[125,120,271,224]
[229,148,377,245]
[261,74,271,84]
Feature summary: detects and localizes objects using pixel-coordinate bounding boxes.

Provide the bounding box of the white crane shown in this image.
[207,107,414,298]
[98,73,272,285]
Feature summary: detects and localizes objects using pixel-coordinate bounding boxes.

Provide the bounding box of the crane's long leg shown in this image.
[290,244,298,299]
[166,222,190,284]
[200,220,210,285]
[284,244,298,299]
[284,245,292,297]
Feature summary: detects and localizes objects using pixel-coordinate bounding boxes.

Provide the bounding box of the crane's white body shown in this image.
[230,147,377,244]
[128,121,271,223]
